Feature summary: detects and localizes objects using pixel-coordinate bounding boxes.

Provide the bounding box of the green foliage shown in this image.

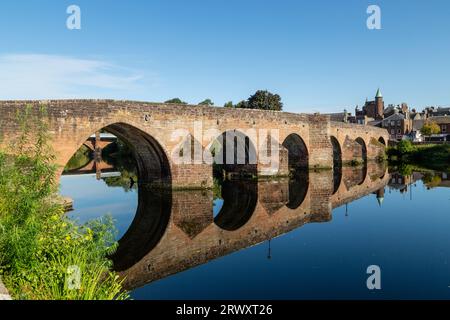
[421,121,441,136]
[64,145,92,172]
[422,172,442,189]
[0,105,128,300]
[232,90,283,111]
[247,90,283,111]
[389,143,450,172]
[234,100,249,109]
[165,98,188,105]
[223,101,234,108]
[101,140,138,192]
[397,140,416,155]
[199,99,214,106]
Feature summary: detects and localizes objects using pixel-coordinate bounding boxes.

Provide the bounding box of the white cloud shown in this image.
[0,54,148,99]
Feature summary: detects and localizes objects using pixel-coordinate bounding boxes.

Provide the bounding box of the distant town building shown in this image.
[382,111,412,141]
[327,88,439,142]
[424,106,450,117]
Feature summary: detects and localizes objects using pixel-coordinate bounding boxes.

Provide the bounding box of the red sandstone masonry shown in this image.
[0,100,389,189]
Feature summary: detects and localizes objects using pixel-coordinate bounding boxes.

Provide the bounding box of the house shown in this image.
[381,111,412,141]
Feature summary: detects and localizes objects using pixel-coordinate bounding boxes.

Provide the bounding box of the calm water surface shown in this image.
[60,162,450,300]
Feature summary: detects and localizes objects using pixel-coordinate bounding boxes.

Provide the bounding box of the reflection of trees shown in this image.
[423,173,442,189]
[64,145,92,172]
[101,140,138,192]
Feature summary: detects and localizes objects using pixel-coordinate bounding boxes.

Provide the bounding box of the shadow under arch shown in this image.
[330,136,343,195]
[282,133,309,170]
[286,170,309,210]
[104,123,172,186]
[214,180,258,231]
[378,137,386,146]
[111,186,172,272]
[211,130,258,178]
[330,136,342,167]
[355,137,368,163]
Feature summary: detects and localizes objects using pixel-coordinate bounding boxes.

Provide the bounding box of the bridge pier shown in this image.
[308,115,334,170]
[309,170,333,222]
[171,163,214,189]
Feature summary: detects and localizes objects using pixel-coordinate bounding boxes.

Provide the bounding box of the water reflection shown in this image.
[61,147,450,299]
[109,162,389,291]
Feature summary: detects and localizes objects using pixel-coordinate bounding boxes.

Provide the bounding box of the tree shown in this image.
[234,100,249,109]
[247,90,283,111]
[224,101,234,108]
[165,98,188,105]
[397,140,416,155]
[421,121,440,139]
[199,99,214,106]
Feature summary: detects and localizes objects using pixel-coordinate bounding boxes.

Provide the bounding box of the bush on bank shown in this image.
[0,106,128,300]
[388,140,450,171]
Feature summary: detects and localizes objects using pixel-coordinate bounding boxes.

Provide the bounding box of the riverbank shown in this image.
[388,142,450,172]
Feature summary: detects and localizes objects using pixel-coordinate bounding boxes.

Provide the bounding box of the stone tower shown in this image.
[375,88,384,119]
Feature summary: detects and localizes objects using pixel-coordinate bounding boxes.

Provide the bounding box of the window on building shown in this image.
[397,120,401,125]
[391,129,395,134]
[442,126,447,133]
[398,129,401,134]
[391,121,395,126]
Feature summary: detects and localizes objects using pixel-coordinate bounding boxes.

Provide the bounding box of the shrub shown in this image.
[397,140,416,155]
[0,105,128,300]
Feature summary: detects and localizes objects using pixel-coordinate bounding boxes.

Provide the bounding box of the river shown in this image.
[60,145,450,300]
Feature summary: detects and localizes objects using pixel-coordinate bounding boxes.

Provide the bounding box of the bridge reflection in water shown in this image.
[110,162,389,291]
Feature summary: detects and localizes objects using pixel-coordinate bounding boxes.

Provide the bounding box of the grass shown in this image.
[0,105,128,300]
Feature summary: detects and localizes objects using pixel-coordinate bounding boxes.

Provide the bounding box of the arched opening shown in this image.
[210,130,257,179]
[61,123,172,271]
[282,134,309,171]
[105,123,171,186]
[378,137,386,146]
[330,136,342,194]
[287,170,309,210]
[330,136,342,167]
[214,180,258,231]
[355,137,367,163]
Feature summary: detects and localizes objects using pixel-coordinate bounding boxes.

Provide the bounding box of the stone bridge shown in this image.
[0,100,388,189]
[112,162,390,290]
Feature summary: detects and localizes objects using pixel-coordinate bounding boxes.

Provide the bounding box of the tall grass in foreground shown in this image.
[0,105,128,300]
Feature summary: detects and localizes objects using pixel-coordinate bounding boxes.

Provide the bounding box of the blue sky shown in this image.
[0,0,449,113]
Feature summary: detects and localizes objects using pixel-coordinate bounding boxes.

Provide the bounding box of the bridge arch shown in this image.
[378,137,386,146]
[282,133,309,170]
[102,123,172,186]
[210,130,258,178]
[330,136,342,167]
[355,137,368,163]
